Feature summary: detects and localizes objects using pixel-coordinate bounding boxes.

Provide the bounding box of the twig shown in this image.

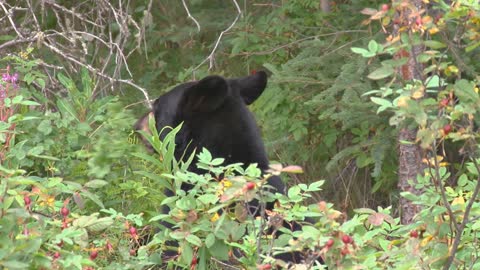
[233,30,368,56]
[193,0,241,73]
[0,2,24,38]
[431,142,459,232]
[182,0,201,32]
[211,257,241,270]
[0,37,36,51]
[443,157,480,270]
[43,0,102,27]
[43,41,152,109]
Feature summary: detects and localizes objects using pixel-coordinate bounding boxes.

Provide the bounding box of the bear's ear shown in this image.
[237,71,268,105]
[181,75,229,113]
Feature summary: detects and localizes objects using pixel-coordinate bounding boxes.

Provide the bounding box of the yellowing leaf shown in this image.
[412,89,425,99]
[445,65,459,76]
[281,165,304,174]
[428,27,440,35]
[452,196,465,206]
[397,96,410,108]
[420,235,434,247]
[210,212,220,222]
[360,8,378,16]
[422,155,444,165]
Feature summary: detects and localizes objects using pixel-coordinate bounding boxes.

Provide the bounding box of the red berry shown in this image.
[24,195,31,206]
[245,182,255,190]
[129,226,137,236]
[251,70,257,75]
[53,252,60,259]
[325,238,334,248]
[342,235,352,244]
[439,98,449,107]
[381,4,389,12]
[416,17,422,26]
[129,249,136,256]
[257,264,272,270]
[443,124,452,135]
[60,207,69,217]
[106,241,113,252]
[410,230,419,238]
[90,250,98,260]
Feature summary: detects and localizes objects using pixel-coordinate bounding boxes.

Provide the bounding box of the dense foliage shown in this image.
[1,0,479,269]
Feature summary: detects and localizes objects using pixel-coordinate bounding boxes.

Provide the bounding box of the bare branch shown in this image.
[193,0,241,73]
[182,0,201,32]
[43,0,102,27]
[443,157,480,270]
[0,1,152,108]
[42,41,152,109]
[0,2,24,38]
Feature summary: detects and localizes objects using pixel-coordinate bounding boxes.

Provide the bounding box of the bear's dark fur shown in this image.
[135,71,285,194]
[135,71,313,265]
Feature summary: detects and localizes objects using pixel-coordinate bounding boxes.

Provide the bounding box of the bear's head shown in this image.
[135,71,276,176]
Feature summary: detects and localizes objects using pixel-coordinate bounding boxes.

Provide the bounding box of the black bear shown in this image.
[135,71,285,194]
[135,71,310,265]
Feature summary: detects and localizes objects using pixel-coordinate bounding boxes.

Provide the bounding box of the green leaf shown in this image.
[466,41,480,52]
[205,233,215,248]
[354,208,377,214]
[208,240,229,260]
[131,152,163,167]
[81,190,104,208]
[149,214,169,222]
[37,119,52,135]
[23,73,35,84]
[381,58,408,68]
[84,179,108,189]
[133,171,170,189]
[186,234,202,247]
[400,191,419,201]
[57,99,79,121]
[287,185,301,199]
[368,40,379,53]
[86,217,114,232]
[367,66,394,80]
[36,78,46,89]
[0,35,15,41]
[180,242,194,265]
[12,95,23,104]
[81,68,93,98]
[454,79,479,105]
[198,194,218,205]
[370,97,392,109]
[1,261,30,269]
[4,97,11,107]
[57,73,77,92]
[19,100,40,106]
[424,40,446,49]
[351,47,375,57]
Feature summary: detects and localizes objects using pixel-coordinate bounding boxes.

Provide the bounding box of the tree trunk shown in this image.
[395,0,426,224]
[320,0,330,13]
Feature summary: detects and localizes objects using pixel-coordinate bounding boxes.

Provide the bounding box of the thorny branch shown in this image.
[0,0,152,108]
